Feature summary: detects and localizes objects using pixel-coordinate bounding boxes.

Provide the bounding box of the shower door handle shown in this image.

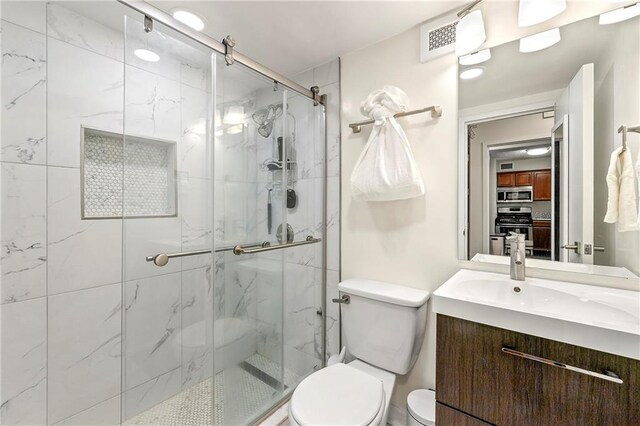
[233,236,321,255]
[146,241,267,266]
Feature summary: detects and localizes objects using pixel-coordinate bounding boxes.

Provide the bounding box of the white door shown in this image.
[555,64,594,263]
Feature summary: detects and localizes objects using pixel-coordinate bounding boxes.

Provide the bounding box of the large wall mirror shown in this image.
[458,12,640,278]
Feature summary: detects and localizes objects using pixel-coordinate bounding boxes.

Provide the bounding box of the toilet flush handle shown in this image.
[332,294,350,304]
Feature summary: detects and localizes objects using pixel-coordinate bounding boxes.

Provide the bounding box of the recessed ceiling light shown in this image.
[172,9,206,31]
[459,49,491,66]
[599,3,640,25]
[518,0,566,27]
[526,147,551,156]
[519,28,561,53]
[134,48,160,62]
[460,67,484,80]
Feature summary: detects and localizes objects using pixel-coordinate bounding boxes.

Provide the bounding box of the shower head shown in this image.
[252,103,283,137]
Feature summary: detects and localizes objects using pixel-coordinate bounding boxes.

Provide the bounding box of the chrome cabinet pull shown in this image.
[501,347,623,384]
[233,236,321,255]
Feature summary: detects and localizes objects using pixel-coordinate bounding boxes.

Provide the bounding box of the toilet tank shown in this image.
[339,278,430,375]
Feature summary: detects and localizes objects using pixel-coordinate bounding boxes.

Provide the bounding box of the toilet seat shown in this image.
[290,363,385,426]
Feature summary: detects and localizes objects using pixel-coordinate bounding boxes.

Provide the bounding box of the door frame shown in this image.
[551,116,569,262]
[458,97,557,260]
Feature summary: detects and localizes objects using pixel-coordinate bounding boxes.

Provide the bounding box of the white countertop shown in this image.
[433,269,640,360]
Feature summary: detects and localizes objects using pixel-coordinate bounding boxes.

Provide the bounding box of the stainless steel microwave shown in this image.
[497,186,533,203]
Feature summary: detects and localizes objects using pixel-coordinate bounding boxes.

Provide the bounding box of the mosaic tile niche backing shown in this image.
[82,127,177,218]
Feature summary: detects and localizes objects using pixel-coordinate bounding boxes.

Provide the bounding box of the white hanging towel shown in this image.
[604,146,639,232]
[350,86,425,201]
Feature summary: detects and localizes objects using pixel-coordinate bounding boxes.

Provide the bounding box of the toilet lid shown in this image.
[407,389,435,423]
[290,363,384,426]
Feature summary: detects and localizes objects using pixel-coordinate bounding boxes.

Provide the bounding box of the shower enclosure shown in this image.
[1,1,328,425]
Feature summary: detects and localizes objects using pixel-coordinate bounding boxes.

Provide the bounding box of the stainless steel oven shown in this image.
[497,186,533,203]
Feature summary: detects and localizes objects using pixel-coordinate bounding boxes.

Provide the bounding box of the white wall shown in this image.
[341,25,459,408]
[339,1,630,411]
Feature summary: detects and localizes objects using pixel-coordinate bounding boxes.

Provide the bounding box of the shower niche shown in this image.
[81,127,177,219]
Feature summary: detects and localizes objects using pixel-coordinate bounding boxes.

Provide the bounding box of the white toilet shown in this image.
[288,278,430,426]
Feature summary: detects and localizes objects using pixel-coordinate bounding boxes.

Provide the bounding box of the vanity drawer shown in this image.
[436,314,640,425]
[436,402,492,426]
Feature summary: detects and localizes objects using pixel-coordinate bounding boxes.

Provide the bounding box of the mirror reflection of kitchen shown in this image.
[461,12,640,274]
[469,113,554,261]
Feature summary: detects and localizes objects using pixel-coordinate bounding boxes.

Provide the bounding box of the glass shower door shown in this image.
[214,68,326,424]
[120,7,326,425]
[121,14,215,425]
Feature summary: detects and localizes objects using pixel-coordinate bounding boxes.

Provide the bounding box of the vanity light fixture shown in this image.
[460,67,484,80]
[172,9,206,31]
[518,0,566,27]
[526,147,551,156]
[223,106,245,125]
[459,48,491,65]
[599,3,640,25]
[134,48,160,62]
[455,1,486,57]
[519,28,561,53]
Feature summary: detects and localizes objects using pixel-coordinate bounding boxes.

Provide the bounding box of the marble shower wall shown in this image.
[250,59,341,375]
[1,2,214,424]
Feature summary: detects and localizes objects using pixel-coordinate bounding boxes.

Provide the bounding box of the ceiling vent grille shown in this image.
[420,13,458,63]
[500,163,514,170]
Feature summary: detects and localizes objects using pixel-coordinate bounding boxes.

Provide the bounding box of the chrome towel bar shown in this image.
[501,347,623,384]
[146,241,268,266]
[349,105,442,134]
[146,236,321,266]
[233,236,321,255]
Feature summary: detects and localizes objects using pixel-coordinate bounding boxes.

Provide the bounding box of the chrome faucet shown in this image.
[506,232,526,281]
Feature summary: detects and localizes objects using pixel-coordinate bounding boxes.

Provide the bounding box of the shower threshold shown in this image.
[124,353,299,426]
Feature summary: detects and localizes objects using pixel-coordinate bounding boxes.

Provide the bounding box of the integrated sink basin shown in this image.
[433,269,640,360]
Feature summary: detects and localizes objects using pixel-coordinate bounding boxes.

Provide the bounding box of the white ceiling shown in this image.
[148,1,464,77]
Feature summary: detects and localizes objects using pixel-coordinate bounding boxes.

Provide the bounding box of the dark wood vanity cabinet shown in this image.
[436,315,640,425]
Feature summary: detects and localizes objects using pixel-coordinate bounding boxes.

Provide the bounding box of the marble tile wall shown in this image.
[250,59,341,376]
[1,2,215,424]
[1,2,341,425]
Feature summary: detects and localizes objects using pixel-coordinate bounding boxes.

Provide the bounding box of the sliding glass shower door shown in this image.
[214,63,327,425]
[120,14,215,425]
[120,8,326,425]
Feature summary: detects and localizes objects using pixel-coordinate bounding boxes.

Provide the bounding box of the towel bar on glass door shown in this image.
[146,241,268,266]
[233,235,321,255]
[146,236,321,266]
[349,105,443,133]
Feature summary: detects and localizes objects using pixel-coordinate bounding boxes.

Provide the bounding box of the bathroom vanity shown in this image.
[433,270,640,425]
